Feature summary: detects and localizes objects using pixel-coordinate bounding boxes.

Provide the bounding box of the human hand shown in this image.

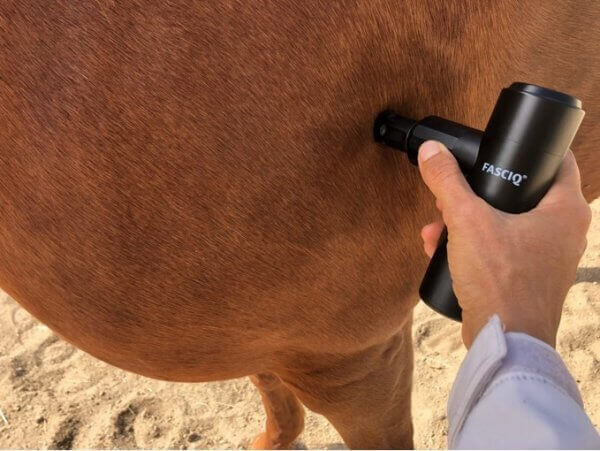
[417,141,591,348]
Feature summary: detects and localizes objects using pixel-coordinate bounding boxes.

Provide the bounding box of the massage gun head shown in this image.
[373,110,418,162]
[373,110,416,147]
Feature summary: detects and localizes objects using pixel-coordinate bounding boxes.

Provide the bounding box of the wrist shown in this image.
[462,308,557,349]
[500,314,557,348]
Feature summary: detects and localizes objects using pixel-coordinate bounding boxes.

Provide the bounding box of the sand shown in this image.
[1,199,598,449]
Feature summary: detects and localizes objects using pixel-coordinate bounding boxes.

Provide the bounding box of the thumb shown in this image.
[418,140,475,212]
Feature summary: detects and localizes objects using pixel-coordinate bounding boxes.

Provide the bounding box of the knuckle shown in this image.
[574,201,592,232]
[579,237,589,257]
[581,202,592,228]
[557,197,592,236]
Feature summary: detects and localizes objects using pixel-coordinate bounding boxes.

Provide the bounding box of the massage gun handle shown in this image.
[419,229,462,320]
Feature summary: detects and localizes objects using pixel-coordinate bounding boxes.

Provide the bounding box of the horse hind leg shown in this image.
[250,372,305,449]
[280,321,414,449]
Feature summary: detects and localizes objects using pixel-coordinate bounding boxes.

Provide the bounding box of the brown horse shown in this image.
[1,1,598,448]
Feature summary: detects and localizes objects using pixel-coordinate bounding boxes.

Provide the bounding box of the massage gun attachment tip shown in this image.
[373,110,389,142]
[373,110,417,157]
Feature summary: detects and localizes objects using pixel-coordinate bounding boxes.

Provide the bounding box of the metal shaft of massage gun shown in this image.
[374,83,585,321]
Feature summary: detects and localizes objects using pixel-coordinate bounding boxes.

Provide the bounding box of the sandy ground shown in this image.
[0,199,599,449]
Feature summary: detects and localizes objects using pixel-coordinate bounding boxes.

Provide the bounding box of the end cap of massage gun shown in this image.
[374,110,418,164]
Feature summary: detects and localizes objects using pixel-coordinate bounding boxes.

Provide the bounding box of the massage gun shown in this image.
[374,82,585,321]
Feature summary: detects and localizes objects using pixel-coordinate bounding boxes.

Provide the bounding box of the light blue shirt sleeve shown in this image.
[448,315,600,449]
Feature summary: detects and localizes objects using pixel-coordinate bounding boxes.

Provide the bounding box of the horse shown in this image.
[1,1,598,448]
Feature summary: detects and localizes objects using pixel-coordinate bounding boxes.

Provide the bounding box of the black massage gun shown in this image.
[374,82,585,321]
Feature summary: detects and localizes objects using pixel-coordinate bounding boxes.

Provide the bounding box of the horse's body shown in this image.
[1,2,598,448]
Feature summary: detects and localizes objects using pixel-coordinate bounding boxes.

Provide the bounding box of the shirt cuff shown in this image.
[447,314,584,448]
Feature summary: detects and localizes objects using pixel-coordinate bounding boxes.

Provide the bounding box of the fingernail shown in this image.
[419,141,442,162]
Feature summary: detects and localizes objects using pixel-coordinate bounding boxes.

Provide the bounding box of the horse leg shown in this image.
[281,319,414,449]
[250,372,306,449]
